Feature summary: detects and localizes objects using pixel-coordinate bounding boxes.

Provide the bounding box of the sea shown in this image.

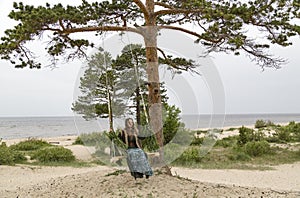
[1,114,300,140]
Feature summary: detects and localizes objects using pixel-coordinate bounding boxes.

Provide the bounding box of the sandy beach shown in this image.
[1,134,300,197]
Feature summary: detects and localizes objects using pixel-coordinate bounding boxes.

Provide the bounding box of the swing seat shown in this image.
[146,152,160,157]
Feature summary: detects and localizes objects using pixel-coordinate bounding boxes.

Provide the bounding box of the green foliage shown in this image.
[75,132,109,146]
[243,141,271,157]
[228,151,251,161]
[163,105,182,145]
[237,126,264,146]
[10,138,51,151]
[140,104,188,151]
[175,146,201,164]
[255,119,274,128]
[142,133,159,152]
[72,50,125,120]
[267,122,300,143]
[32,146,75,163]
[0,142,26,165]
[255,119,266,128]
[276,129,292,143]
[0,1,299,72]
[215,136,238,148]
[190,137,204,146]
[73,136,84,145]
[282,121,300,141]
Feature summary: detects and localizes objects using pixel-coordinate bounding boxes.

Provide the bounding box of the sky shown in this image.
[0,0,300,117]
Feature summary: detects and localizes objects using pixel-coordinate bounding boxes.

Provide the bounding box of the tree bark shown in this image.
[143,0,164,161]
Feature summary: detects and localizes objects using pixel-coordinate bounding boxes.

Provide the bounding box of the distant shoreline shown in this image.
[1,114,300,140]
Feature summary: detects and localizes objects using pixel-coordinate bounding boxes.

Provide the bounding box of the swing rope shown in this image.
[126,34,149,126]
[102,35,117,157]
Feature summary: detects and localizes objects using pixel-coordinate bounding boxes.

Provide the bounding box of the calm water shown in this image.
[1,114,300,140]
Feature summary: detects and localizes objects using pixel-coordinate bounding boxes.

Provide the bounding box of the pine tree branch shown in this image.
[132,0,149,19]
[154,2,175,10]
[155,8,203,17]
[42,26,142,35]
[159,25,222,43]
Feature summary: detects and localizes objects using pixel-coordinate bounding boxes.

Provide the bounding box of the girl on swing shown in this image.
[119,118,153,179]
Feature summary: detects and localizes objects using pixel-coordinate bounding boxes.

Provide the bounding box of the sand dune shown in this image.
[1,133,300,197]
[0,164,299,197]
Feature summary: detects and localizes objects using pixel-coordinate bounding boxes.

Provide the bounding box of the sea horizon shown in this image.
[1,113,300,140]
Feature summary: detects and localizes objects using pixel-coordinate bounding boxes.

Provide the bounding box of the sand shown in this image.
[1,133,300,197]
[0,164,299,198]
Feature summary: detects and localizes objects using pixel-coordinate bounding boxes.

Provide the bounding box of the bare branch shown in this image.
[58,19,66,31]
[157,47,200,75]
[159,25,223,43]
[132,0,149,19]
[241,45,284,69]
[42,26,142,35]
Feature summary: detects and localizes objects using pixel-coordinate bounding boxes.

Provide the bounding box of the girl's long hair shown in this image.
[123,118,141,148]
[124,118,139,135]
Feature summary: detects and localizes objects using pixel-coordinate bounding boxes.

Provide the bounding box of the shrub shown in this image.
[190,137,204,146]
[32,147,75,163]
[276,129,292,143]
[255,120,267,128]
[73,137,84,145]
[215,136,238,148]
[163,105,182,145]
[282,121,300,141]
[176,146,200,163]
[243,141,271,157]
[238,126,264,146]
[0,143,15,165]
[255,120,275,129]
[76,132,110,146]
[0,142,26,165]
[238,126,253,145]
[10,138,51,151]
[140,104,186,150]
[228,151,251,161]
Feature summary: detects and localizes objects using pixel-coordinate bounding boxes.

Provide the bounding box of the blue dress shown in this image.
[119,130,153,179]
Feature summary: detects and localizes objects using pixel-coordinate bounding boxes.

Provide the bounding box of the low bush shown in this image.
[276,129,292,143]
[281,121,300,142]
[238,126,264,146]
[215,136,238,148]
[0,142,26,165]
[75,132,111,147]
[228,150,251,161]
[255,119,275,129]
[190,137,204,146]
[10,138,51,151]
[73,137,84,145]
[243,141,271,157]
[32,147,75,163]
[175,146,201,164]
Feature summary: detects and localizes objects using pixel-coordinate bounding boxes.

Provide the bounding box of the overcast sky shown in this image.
[0,0,300,117]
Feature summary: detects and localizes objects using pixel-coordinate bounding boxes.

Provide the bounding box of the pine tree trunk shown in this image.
[144,0,164,164]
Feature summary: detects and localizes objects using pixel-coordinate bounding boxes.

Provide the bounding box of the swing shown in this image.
[106,34,159,163]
